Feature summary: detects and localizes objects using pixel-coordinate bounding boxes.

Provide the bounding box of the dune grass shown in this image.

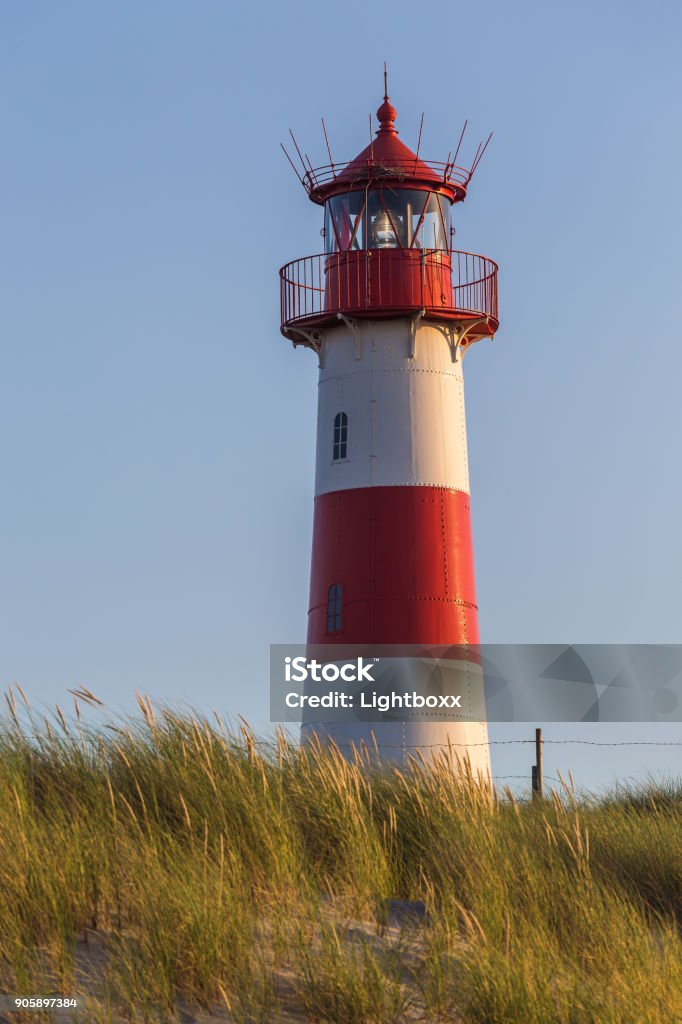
[0,690,680,1022]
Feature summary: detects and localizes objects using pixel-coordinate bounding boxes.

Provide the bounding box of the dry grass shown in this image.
[0,690,680,1022]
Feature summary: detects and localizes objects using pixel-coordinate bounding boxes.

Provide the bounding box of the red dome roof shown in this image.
[306,93,468,205]
[333,94,442,188]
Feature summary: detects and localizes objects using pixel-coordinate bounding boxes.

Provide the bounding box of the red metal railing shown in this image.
[300,158,472,197]
[280,249,498,333]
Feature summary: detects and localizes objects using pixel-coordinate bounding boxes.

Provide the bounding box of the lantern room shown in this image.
[279,85,499,345]
[324,189,451,252]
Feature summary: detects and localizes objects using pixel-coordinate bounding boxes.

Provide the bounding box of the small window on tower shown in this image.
[327,583,343,634]
[333,412,348,461]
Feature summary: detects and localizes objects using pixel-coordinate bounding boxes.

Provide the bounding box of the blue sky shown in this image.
[1,1,680,790]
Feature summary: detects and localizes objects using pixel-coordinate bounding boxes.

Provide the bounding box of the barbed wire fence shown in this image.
[304,733,682,795]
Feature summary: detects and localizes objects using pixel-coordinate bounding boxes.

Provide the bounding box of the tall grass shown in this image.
[0,691,680,1022]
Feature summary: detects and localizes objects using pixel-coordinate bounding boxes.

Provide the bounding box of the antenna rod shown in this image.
[280,142,305,187]
[468,140,483,181]
[470,131,493,175]
[289,129,308,177]
[384,61,388,99]
[414,112,424,170]
[321,117,335,171]
[452,119,468,168]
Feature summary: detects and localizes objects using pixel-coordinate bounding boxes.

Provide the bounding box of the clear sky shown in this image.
[1,1,680,791]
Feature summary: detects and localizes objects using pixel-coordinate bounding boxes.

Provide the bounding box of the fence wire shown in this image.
[324,739,682,750]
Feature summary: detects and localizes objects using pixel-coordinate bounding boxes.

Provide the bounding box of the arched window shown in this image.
[333,412,348,461]
[327,583,343,633]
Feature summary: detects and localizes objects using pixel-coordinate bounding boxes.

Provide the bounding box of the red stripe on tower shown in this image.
[308,486,478,646]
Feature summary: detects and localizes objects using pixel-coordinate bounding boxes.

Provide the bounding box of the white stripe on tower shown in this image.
[316,320,470,495]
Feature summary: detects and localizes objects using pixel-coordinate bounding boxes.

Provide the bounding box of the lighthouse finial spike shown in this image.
[376,65,397,134]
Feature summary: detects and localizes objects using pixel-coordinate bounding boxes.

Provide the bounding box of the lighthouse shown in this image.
[279,79,498,776]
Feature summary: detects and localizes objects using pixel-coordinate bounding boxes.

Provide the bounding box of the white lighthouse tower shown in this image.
[280,82,498,776]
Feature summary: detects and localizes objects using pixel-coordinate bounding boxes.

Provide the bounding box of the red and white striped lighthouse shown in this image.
[280,80,498,775]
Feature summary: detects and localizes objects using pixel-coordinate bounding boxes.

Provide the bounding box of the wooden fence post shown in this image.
[532,727,544,799]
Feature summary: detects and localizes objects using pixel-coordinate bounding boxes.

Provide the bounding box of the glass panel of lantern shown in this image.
[323,203,336,253]
[366,190,406,248]
[325,193,366,253]
[411,193,450,251]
